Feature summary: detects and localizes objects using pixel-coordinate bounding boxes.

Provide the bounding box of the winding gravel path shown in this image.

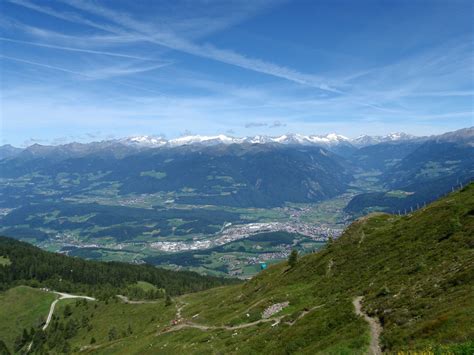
[42,292,96,330]
[27,291,96,352]
[353,296,382,355]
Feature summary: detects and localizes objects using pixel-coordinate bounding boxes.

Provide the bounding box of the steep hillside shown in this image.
[11,184,473,354]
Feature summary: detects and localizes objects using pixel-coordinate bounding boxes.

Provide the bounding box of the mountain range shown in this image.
[1,131,423,160]
[0,127,472,251]
[121,131,422,149]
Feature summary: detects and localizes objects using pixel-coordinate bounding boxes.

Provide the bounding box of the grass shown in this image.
[0,286,56,352]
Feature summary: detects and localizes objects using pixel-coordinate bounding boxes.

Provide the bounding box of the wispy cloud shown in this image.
[3,79,472,147]
[7,0,338,93]
[0,36,153,60]
[408,111,473,121]
[0,54,92,77]
[0,54,166,94]
[0,16,138,47]
[1,0,472,146]
[408,90,474,97]
[82,61,172,80]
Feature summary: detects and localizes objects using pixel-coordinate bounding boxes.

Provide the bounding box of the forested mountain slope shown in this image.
[0,237,236,299]
[0,144,352,208]
[6,184,472,354]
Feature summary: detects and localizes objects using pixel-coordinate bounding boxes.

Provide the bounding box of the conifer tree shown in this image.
[288,249,298,268]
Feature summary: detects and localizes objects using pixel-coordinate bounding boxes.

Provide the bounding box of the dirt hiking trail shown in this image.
[353,296,382,355]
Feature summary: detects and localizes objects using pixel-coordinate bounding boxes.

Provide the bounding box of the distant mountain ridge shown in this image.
[350,132,420,147]
[346,127,474,214]
[116,131,423,149]
[1,131,430,157]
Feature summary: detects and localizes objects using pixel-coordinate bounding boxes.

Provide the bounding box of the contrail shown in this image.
[0,54,165,95]
[0,37,152,60]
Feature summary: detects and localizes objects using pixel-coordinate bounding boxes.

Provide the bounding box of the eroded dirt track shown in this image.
[353,296,382,355]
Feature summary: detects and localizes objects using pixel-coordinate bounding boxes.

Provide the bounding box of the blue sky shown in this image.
[0,0,473,146]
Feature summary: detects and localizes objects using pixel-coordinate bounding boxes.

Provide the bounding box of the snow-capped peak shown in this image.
[249,133,350,146]
[168,135,243,146]
[385,132,414,141]
[118,132,417,149]
[122,136,167,146]
[352,132,416,147]
[307,133,349,144]
[244,135,274,144]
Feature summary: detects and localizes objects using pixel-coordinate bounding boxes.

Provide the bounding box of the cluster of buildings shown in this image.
[149,221,342,253]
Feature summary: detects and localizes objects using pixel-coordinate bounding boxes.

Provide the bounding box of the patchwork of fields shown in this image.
[0,170,353,276]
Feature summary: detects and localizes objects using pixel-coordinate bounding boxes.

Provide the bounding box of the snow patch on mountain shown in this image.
[121,136,167,146]
[119,132,414,148]
[169,135,243,146]
[352,132,416,147]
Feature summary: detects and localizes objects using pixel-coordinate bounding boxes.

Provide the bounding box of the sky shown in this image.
[0,0,473,147]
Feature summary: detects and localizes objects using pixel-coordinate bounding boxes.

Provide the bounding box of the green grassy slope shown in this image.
[0,286,56,352]
[8,184,474,354]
